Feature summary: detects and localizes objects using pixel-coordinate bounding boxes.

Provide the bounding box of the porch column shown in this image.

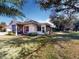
[15,25,18,36]
[23,26,25,34]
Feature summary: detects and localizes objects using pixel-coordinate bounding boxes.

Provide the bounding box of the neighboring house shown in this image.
[0,24,8,35]
[0,24,6,32]
[8,20,55,36]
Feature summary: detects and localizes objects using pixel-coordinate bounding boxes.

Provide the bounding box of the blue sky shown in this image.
[0,0,52,24]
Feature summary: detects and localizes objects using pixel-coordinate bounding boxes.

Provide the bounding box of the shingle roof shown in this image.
[9,20,55,27]
[24,20,39,25]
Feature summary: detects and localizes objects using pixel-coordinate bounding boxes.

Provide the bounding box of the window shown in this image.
[12,25,16,32]
[25,26,29,31]
[37,26,41,31]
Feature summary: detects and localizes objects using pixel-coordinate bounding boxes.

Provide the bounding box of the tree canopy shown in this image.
[37,0,79,13]
[0,0,26,17]
[37,0,79,19]
[50,15,75,31]
[37,0,79,31]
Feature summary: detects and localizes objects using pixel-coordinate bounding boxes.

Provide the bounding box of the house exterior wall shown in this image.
[40,24,52,34]
[24,24,37,33]
[23,24,49,34]
[41,24,46,33]
[29,24,37,33]
[7,22,16,32]
[36,24,47,34]
[8,20,53,35]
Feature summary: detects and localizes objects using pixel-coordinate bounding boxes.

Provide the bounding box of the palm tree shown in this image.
[0,0,26,17]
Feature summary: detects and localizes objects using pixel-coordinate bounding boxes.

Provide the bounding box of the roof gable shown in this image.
[9,20,55,27]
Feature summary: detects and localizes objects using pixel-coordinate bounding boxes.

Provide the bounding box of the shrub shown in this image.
[27,32,38,36]
[6,31,14,35]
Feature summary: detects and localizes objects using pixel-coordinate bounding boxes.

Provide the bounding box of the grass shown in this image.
[0,32,79,59]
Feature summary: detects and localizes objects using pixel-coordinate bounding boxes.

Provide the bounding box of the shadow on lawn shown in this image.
[0,33,79,46]
[53,33,79,40]
[0,33,79,49]
[3,34,73,49]
[0,33,78,47]
[0,33,79,59]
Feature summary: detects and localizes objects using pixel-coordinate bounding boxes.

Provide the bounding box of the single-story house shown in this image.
[0,24,7,35]
[7,20,55,36]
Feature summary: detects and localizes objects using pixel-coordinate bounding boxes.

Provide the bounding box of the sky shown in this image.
[0,0,52,24]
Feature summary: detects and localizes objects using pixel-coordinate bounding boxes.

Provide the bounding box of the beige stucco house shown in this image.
[8,20,55,36]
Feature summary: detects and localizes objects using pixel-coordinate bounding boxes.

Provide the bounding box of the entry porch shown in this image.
[14,23,52,36]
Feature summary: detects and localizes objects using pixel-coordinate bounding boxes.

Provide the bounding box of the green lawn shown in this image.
[0,32,79,59]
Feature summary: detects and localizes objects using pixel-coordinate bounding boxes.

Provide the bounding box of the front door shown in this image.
[42,27,45,33]
[12,25,16,32]
[17,25,23,34]
[24,26,29,34]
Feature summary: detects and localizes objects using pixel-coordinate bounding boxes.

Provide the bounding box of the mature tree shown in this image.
[37,0,79,31]
[37,0,79,19]
[50,15,75,31]
[37,0,79,12]
[50,16,64,31]
[73,21,79,31]
[0,0,26,17]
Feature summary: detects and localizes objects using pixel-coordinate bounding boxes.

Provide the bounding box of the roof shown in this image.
[24,20,39,25]
[9,20,55,27]
[40,23,50,25]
